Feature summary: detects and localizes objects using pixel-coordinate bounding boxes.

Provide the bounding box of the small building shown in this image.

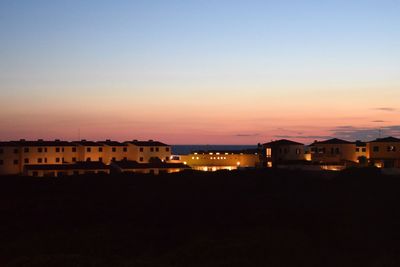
[262,139,306,167]
[125,140,172,163]
[112,160,190,175]
[310,138,357,166]
[24,162,110,177]
[368,136,400,168]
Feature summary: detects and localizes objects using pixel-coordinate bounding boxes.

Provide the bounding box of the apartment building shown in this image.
[368,137,400,168]
[263,139,306,167]
[0,139,173,176]
[310,138,358,165]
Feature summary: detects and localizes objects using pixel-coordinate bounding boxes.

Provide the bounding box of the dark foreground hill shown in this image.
[1,168,400,267]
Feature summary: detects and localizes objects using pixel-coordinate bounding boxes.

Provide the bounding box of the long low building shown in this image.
[0,139,173,176]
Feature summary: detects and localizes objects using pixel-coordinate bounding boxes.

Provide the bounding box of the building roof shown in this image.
[7,140,74,147]
[355,140,367,147]
[24,162,109,171]
[126,140,169,147]
[72,140,103,146]
[311,138,353,145]
[113,160,189,169]
[370,136,400,143]
[263,139,304,146]
[97,140,126,147]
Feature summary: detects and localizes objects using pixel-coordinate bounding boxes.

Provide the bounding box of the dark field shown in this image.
[1,168,400,267]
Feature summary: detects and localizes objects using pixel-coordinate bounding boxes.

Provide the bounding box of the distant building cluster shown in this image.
[1,136,400,176]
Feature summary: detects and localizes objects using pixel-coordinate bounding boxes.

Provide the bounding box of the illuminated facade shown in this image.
[368,137,400,168]
[310,138,359,165]
[0,139,173,176]
[263,139,307,167]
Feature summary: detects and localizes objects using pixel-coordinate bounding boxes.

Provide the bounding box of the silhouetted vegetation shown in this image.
[1,168,400,266]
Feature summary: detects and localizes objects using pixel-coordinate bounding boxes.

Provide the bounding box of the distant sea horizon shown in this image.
[171,145,257,155]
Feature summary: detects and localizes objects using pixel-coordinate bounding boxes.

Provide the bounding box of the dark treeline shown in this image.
[1,168,400,266]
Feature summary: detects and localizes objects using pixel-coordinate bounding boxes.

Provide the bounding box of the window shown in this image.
[24,147,29,153]
[139,157,143,162]
[62,148,65,152]
[56,147,60,152]
[72,147,77,152]
[99,157,103,162]
[295,149,301,155]
[44,158,47,163]
[112,147,116,152]
[98,147,103,152]
[266,148,272,157]
[150,147,154,152]
[0,160,3,165]
[165,156,169,161]
[13,159,18,165]
[140,147,144,152]
[335,148,340,154]
[166,147,170,152]
[38,158,43,163]
[388,146,396,152]
[362,148,366,152]
[44,148,48,152]
[72,157,76,162]
[13,148,18,154]
[38,148,43,153]
[112,157,116,161]
[24,158,29,164]
[156,147,159,152]
[56,158,60,163]
[356,148,360,152]
[86,157,91,162]
[87,147,91,152]
[123,147,127,152]
[0,148,3,154]
[373,146,379,152]
[62,157,65,163]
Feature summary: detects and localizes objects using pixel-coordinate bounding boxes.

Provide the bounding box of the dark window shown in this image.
[139,157,143,162]
[356,148,360,152]
[62,148,65,152]
[123,147,127,152]
[165,156,169,161]
[373,146,379,152]
[24,148,29,153]
[112,157,116,161]
[0,148,4,154]
[156,147,159,152]
[362,148,366,152]
[72,147,77,152]
[38,158,42,163]
[112,147,116,152]
[140,147,144,152]
[44,158,47,163]
[13,159,18,165]
[62,157,65,163]
[150,147,154,152]
[56,147,60,152]
[87,147,91,152]
[72,157,76,162]
[56,158,60,163]
[99,157,103,162]
[335,148,340,154]
[24,158,29,164]
[166,147,170,152]
[86,157,91,162]
[38,148,43,153]
[0,160,3,165]
[44,148,48,152]
[13,148,18,153]
[98,147,103,152]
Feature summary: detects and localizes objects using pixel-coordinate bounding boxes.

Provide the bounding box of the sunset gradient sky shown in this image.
[1,0,399,144]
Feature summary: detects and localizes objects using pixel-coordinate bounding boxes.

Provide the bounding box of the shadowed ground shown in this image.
[1,168,400,266]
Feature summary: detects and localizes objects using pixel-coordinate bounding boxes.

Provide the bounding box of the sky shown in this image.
[0,0,399,144]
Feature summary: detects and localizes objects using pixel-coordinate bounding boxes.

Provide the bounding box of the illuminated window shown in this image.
[387,146,396,152]
[266,148,272,157]
[196,157,199,160]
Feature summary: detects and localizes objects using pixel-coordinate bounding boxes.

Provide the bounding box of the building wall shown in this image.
[368,142,400,168]
[180,153,259,170]
[126,144,171,163]
[311,143,357,164]
[0,146,21,175]
[102,145,128,164]
[264,144,306,167]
